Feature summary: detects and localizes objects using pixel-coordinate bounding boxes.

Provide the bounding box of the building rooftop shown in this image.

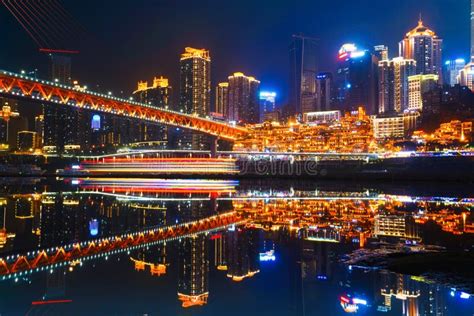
[405,19,438,38]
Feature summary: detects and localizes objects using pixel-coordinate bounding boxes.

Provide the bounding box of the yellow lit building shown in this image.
[379,58,417,113]
[179,47,211,116]
[399,18,443,84]
[372,112,419,140]
[413,120,473,145]
[133,76,172,109]
[408,74,438,111]
[227,72,260,124]
[215,82,229,117]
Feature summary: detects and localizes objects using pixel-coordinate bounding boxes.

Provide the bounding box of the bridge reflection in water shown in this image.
[0,179,473,312]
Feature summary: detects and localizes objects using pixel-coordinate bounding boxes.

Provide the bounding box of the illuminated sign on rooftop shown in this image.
[338,43,367,60]
[260,91,277,99]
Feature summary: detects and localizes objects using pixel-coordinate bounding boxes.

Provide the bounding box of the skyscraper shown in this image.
[399,18,443,84]
[408,74,438,111]
[175,47,211,150]
[379,57,417,113]
[179,47,211,116]
[43,53,81,153]
[134,76,172,109]
[335,44,379,114]
[215,82,229,118]
[259,91,277,122]
[316,72,332,111]
[471,0,474,61]
[444,59,466,86]
[133,77,172,146]
[374,45,389,61]
[460,0,474,91]
[289,34,318,116]
[227,72,260,124]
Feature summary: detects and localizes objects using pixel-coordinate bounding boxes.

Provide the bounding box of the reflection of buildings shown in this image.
[380,272,421,316]
[131,245,167,277]
[178,235,209,308]
[374,214,420,242]
[226,227,260,281]
[214,233,228,271]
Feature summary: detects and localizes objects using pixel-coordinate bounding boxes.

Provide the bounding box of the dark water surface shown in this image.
[0,178,473,315]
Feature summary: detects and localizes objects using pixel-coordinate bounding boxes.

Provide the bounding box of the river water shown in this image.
[0,178,473,315]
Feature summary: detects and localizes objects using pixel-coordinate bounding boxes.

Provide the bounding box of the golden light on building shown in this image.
[408,74,438,111]
[399,18,443,84]
[177,293,209,308]
[134,76,170,94]
[131,257,167,277]
[180,47,211,61]
[227,270,260,282]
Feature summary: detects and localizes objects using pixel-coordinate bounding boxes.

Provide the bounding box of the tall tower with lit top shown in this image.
[399,18,443,84]
[179,47,211,116]
[459,0,474,91]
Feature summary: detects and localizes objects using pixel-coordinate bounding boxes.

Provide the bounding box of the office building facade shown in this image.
[378,57,417,113]
[444,59,466,86]
[227,72,260,124]
[215,82,229,118]
[399,19,443,83]
[408,74,439,111]
[289,34,318,116]
[316,72,332,111]
[335,44,379,114]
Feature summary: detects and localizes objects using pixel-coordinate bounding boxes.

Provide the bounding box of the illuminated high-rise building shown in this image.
[460,0,474,91]
[134,76,172,109]
[289,34,318,116]
[227,72,260,124]
[0,104,20,150]
[378,57,416,113]
[374,45,389,61]
[316,72,332,111]
[444,59,466,86]
[176,47,211,150]
[259,91,277,122]
[179,47,211,116]
[34,115,44,149]
[133,76,172,146]
[43,53,81,153]
[215,82,229,117]
[335,44,379,114]
[471,0,474,61]
[408,74,438,111]
[399,18,443,83]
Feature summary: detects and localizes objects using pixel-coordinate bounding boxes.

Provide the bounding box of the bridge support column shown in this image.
[210,136,218,158]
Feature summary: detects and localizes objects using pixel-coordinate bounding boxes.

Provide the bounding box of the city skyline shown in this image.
[0,0,471,105]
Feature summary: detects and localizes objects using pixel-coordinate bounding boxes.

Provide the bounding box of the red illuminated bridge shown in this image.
[0,70,248,140]
[0,212,242,279]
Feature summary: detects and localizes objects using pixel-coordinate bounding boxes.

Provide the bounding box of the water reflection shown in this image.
[0,178,472,315]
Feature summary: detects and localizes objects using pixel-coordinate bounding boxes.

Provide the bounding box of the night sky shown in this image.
[0,0,470,105]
